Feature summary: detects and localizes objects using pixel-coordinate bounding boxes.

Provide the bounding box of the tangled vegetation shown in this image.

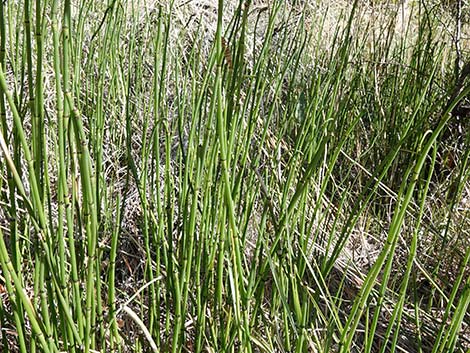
[0,0,469,352]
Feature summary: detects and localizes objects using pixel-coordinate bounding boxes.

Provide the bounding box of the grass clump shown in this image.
[0,0,469,352]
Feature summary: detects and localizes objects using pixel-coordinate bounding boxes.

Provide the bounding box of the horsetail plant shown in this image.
[0,1,469,352]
